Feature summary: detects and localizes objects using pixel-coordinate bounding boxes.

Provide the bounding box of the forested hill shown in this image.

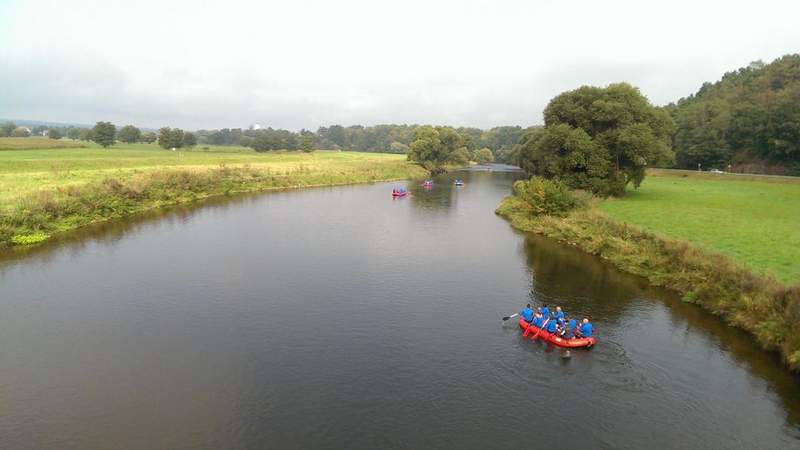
[667,54,800,174]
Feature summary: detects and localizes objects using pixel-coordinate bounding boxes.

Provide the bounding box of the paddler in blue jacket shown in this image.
[519,304,534,323]
[576,318,593,338]
[552,306,564,323]
[561,317,575,338]
[546,318,558,334]
[540,304,550,321]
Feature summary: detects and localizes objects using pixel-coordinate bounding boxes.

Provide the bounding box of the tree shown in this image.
[158,127,184,149]
[11,127,30,137]
[475,147,494,163]
[407,126,466,174]
[48,128,62,139]
[117,125,141,143]
[1,121,16,137]
[141,131,157,143]
[518,83,674,196]
[91,121,116,148]
[78,128,93,141]
[67,127,81,140]
[299,132,314,152]
[182,132,197,148]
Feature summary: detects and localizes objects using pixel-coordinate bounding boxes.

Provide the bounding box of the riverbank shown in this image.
[496,188,800,371]
[0,144,426,248]
[600,169,800,283]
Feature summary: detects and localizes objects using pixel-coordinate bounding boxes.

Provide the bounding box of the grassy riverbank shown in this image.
[496,173,800,370]
[0,142,426,248]
[600,169,800,283]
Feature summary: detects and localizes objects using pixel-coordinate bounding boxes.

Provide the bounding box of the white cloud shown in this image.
[1,0,798,130]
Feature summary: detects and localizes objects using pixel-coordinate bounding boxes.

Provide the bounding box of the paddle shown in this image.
[532,319,549,340]
[501,313,518,321]
[522,319,536,337]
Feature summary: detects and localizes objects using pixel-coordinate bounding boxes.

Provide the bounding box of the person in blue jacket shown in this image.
[561,317,575,338]
[552,306,564,322]
[540,304,550,321]
[546,318,558,334]
[519,304,534,323]
[531,313,543,328]
[576,318,593,338]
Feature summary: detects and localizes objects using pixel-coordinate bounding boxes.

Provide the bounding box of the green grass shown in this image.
[0,142,426,247]
[0,142,421,210]
[0,137,86,150]
[599,169,800,284]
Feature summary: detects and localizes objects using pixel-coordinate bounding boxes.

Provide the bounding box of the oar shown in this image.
[522,319,535,337]
[532,319,549,340]
[502,313,518,321]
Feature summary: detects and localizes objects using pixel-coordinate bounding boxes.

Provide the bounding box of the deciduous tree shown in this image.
[91,121,116,148]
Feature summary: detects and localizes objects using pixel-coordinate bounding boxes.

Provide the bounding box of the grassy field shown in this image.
[599,169,800,284]
[0,137,87,150]
[0,142,421,210]
[0,141,426,247]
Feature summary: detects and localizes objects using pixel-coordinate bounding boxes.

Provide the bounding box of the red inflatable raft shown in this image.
[517,318,595,348]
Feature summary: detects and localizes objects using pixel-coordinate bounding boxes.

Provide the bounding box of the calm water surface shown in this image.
[1,166,799,449]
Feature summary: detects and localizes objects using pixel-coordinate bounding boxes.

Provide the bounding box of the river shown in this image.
[1,166,799,449]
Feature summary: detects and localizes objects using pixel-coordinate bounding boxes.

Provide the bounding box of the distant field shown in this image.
[0,137,86,150]
[600,169,800,284]
[0,142,419,209]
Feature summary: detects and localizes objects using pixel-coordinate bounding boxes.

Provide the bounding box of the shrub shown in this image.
[512,176,581,216]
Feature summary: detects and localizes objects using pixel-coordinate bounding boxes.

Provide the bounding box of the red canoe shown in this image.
[392,191,408,197]
[517,318,596,348]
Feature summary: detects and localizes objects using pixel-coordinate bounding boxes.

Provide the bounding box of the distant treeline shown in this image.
[666,54,800,175]
[194,124,530,161]
[4,54,798,174]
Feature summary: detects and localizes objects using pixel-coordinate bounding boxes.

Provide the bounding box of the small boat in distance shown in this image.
[454,179,464,186]
[422,180,433,186]
[391,187,408,197]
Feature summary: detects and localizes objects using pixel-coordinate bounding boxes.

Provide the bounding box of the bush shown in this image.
[512,176,581,216]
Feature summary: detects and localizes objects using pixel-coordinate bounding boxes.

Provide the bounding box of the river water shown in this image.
[1,166,799,449]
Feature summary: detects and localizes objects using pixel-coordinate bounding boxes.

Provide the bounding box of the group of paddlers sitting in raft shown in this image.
[518,304,593,338]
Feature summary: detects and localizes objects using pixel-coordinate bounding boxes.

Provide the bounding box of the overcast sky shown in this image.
[1,0,798,131]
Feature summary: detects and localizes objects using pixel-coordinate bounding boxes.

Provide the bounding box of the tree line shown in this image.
[665,54,800,175]
[3,54,796,175]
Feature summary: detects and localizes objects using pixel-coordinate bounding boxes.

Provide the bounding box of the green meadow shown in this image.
[0,140,426,247]
[0,141,423,210]
[600,169,800,284]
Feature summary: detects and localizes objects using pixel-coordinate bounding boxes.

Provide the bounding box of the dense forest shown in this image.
[666,54,800,174]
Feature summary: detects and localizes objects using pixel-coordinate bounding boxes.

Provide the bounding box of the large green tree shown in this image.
[158,127,184,149]
[407,126,467,174]
[117,125,141,143]
[518,83,674,196]
[475,147,494,163]
[91,121,116,148]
